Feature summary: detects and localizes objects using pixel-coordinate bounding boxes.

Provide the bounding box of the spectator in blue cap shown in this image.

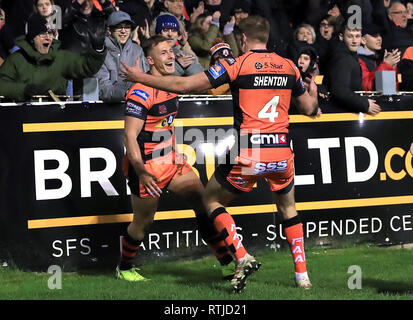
[154,13,203,76]
[95,10,149,102]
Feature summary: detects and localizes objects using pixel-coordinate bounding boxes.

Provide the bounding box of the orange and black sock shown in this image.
[196,211,232,266]
[206,233,233,266]
[119,232,142,270]
[210,207,247,261]
[283,215,308,276]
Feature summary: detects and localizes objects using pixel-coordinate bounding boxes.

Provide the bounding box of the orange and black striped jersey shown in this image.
[205,49,306,161]
[125,83,178,163]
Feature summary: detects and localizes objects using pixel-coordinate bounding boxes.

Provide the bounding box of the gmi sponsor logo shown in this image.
[250,133,287,145]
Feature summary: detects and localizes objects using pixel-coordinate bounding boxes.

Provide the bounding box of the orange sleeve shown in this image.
[126,84,153,110]
[125,85,153,119]
[218,56,241,82]
[402,46,413,60]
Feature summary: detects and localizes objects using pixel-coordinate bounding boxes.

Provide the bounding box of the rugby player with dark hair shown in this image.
[121,16,319,292]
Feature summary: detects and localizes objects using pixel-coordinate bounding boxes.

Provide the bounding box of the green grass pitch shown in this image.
[1,244,413,300]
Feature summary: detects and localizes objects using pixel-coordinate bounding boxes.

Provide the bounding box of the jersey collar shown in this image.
[250,49,271,53]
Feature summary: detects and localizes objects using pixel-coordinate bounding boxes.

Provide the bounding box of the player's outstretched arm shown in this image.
[120,59,212,94]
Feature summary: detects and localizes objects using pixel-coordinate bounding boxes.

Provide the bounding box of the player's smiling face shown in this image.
[148,40,175,76]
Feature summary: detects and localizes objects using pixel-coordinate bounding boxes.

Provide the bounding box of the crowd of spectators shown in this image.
[0,0,413,114]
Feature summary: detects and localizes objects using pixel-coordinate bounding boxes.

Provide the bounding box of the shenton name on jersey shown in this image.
[253,75,289,87]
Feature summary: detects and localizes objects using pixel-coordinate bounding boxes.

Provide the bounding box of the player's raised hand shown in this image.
[120,58,143,83]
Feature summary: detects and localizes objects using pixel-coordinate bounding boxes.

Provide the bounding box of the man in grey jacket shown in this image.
[95,11,149,102]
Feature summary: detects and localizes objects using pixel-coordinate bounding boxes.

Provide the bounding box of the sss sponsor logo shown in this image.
[254,160,287,175]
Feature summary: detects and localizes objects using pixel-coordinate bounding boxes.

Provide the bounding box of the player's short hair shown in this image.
[238,15,270,44]
[141,35,170,57]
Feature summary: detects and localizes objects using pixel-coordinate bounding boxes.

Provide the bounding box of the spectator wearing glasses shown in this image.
[318,15,336,41]
[381,1,413,54]
[0,13,106,102]
[95,10,149,102]
[315,15,339,74]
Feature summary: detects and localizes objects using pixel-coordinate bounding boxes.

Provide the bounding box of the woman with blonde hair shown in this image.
[287,23,317,65]
[294,23,316,45]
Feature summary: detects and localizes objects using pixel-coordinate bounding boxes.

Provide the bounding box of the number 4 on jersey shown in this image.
[258,95,280,122]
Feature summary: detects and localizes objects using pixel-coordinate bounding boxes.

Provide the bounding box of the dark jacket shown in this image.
[252,0,293,56]
[399,59,413,91]
[323,41,369,113]
[382,22,413,55]
[60,0,115,54]
[0,0,33,53]
[0,36,106,102]
[372,0,413,55]
[314,33,335,75]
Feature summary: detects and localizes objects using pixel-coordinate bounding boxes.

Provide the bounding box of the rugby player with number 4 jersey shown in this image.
[121,16,320,292]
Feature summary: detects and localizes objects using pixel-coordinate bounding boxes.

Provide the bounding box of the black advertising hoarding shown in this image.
[0,96,412,271]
